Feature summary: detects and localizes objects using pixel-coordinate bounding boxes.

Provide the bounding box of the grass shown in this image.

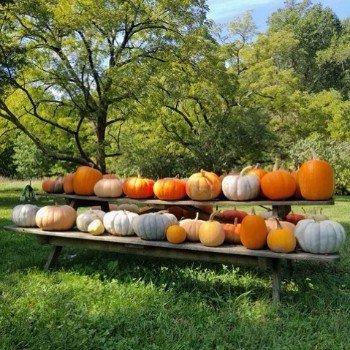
[0,180,349,349]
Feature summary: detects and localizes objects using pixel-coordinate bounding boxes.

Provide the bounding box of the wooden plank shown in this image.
[44,246,63,270]
[5,226,340,262]
[270,259,282,303]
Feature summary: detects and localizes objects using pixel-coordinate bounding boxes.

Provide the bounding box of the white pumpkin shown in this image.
[179,213,205,242]
[76,209,105,232]
[94,179,123,198]
[116,203,140,213]
[87,219,105,236]
[222,166,260,201]
[103,210,139,236]
[133,212,178,240]
[295,219,346,254]
[12,204,40,227]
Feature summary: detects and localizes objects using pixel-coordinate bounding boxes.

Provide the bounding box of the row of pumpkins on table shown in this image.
[42,154,334,201]
[12,203,345,254]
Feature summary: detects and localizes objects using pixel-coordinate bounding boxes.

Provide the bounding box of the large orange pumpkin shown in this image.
[248,164,267,181]
[63,173,75,194]
[291,169,302,198]
[122,176,154,199]
[261,160,296,200]
[240,210,268,250]
[186,170,221,200]
[298,152,334,200]
[73,166,103,195]
[153,177,187,200]
[267,219,296,253]
[198,214,225,247]
[222,218,241,244]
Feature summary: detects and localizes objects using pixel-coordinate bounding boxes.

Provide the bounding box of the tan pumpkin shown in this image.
[94,178,123,198]
[63,173,75,194]
[35,205,77,231]
[265,218,296,233]
[186,170,221,200]
[198,214,225,247]
[179,213,205,242]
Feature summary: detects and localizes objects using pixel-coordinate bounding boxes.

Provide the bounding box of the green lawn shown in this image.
[0,181,350,350]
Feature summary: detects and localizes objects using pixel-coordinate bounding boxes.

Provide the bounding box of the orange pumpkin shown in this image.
[261,160,296,200]
[122,176,154,199]
[248,163,267,181]
[198,214,225,247]
[222,218,241,244]
[166,225,187,244]
[186,170,221,200]
[267,219,296,253]
[73,166,103,195]
[298,152,334,200]
[63,173,75,194]
[42,179,55,193]
[240,210,268,249]
[291,169,302,198]
[42,177,63,194]
[265,218,295,232]
[153,177,187,200]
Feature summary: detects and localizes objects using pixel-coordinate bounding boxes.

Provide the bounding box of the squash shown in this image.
[198,213,225,247]
[248,163,267,181]
[222,218,241,244]
[267,219,296,253]
[12,204,40,227]
[179,213,205,242]
[36,205,77,231]
[291,169,302,198]
[42,177,64,194]
[186,170,221,200]
[103,210,138,236]
[122,176,154,199]
[63,173,75,194]
[133,211,178,240]
[222,166,260,201]
[298,151,334,200]
[94,178,123,198]
[42,179,55,193]
[215,207,247,223]
[295,219,345,254]
[265,218,296,232]
[166,225,186,244]
[153,177,187,200]
[240,209,268,249]
[76,209,105,232]
[261,159,296,200]
[285,211,305,225]
[87,219,105,236]
[73,166,103,195]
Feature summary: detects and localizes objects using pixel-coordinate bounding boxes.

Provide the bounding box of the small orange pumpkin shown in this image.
[122,176,154,199]
[153,177,187,200]
[248,163,267,181]
[267,219,296,253]
[198,213,225,247]
[186,170,221,200]
[222,218,241,244]
[166,225,187,244]
[73,166,103,195]
[63,173,75,194]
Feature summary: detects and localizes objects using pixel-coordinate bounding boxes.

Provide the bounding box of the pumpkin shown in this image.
[63,173,75,194]
[265,218,295,232]
[168,206,210,220]
[103,173,118,179]
[36,205,77,231]
[103,210,139,236]
[291,169,302,198]
[42,179,55,193]
[261,160,296,200]
[198,214,225,247]
[73,166,103,195]
[295,219,345,254]
[153,177,187,200]
[42,177,64,194]
[179,213,205,242]
[248,163,267,181]
[285,211,305,225]
[87,219,105,235]
[240,210,268,249]
[123,176,154,199]
[298,151,334,200]
[166,225,187,244]
[222,218,241,244]
[133,211,178,240]
[12,204,40,227]
[94,178,123,198]
[222,166,260,201]
[267,219,296,253]
[215,207,247,223]
[76,209,105,232]
[186,170,221,200]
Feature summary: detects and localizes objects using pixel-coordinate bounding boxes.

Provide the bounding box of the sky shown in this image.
[207,0,350,32]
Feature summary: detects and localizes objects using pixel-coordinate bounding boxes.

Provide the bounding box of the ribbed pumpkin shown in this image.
[103,210,138,236]
[248,164,267,181]
[166,225,187,244]
[36,205,77,231]
[63,173,75,194]
[73,166,103,195]
[215,207,247,223]
[94,178,123,198]
[122,176,154,199]
[153,177,187,200]
[291,169,302,198]
[179,213,205,242]
[42,177,64,194]
[267,219,296,253]
[298,152,334,200]
[261,160,296,200]
[12,204,40,227]
[240,210,268,249]
[76,209,105,232]
[87,219,105,235]
[265,218,295,232]
[198,213,225,247]
[186,170,221,200]
[222,218,241,244]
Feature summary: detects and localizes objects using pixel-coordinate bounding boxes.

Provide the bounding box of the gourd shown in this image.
[36,205,77,231]
[76,209,105,232]
[122,176,154,199]
[209,207,247,223]
[261,159,296,200]
[298,151,334,200]
[248,164,267,180]
[265,218,296,232]
[285,211,305,225]
[87,219,105,236]
[103,210,139,236]
[42,177,64,194]
[94,178,123,198]
[63,173,75,194]
[240,209,268,249]
[179,213,205,242]
[153,177,187,200]
[291,169,302,198]
[166,225,187,244]
[12,204,40,227]
[198,213,225,247]
[186,170,221,200]
[222,218,241,244]
[133,211,177,240]
[267,219,296,253]
[222,166,260,201]
[73,166,103,195]
[295,219,345,254]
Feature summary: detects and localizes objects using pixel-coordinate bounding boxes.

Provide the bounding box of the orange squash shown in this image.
[240,210,268,249]
[291,169,302,198]
[267,219,296,253]
[222,218,241,244]
[73,166,103,195]
[63,173,75,194]
[122,176,154,199]
[261,160,296,200]
[298,151,334,200]
[42,179,55,193]
[248,163,267,181]
[166,225,187,244]
[42,177,63,194]
[198,214,225,247]
[186,170,221,200]
[154,177,187,200]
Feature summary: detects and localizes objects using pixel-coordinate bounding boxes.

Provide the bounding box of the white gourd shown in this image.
[87,219,105,236]
[103,210,139,236]
[12,204,40,227]
[76,209,105,232]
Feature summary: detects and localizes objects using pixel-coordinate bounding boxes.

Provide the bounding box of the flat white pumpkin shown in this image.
[76,209,105,232]
[12,204,40,227]
[103,210,138,236]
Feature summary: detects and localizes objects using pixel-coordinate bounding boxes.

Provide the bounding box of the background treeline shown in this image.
[0,0,349,193]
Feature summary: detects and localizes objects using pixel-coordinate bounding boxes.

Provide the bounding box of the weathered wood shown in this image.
[44,245,63,271]
[271,258,282,303]
[272,204,291,219]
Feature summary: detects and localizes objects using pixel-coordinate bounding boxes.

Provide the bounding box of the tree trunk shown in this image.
[96,111,107,173]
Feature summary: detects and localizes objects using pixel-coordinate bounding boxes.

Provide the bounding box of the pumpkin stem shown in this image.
[249,207,256,215]
[157,210,169,215]
[255,163,261,169]
[233,217,238,227]
[273,158,279,171]
[310,149,318,160]
[275,218,282,229]
[194,212,199,221]
[209,212,218,221]
[240,166,254,176]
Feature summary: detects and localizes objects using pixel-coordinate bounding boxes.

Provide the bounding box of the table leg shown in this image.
[272,205,291,219]
[100,201,110,212]
[271,258,281,303]
[44,246,63,271]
